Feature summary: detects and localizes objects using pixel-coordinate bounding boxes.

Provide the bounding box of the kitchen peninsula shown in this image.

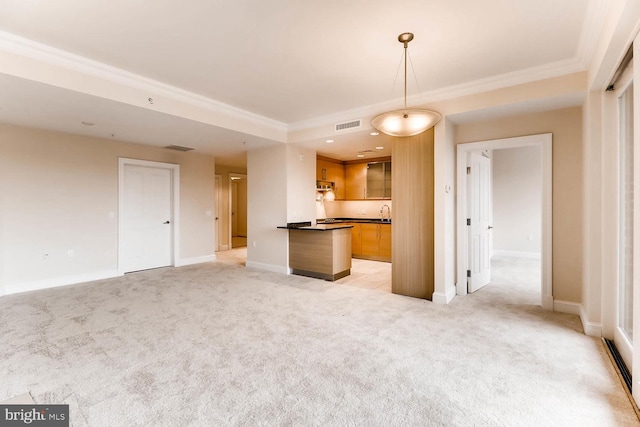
[278,222,353,281]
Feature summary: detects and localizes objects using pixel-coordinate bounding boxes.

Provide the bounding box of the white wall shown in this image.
[246,143,316,273]
[247,144,289,273]
[0,123,216,295]
[583,0,640,343]
[455,107,583,303]
[433,118,456,304]
[286,145,316,223]
[492,146,542,255]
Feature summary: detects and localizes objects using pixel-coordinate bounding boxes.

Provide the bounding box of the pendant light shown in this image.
[371,32,441,137]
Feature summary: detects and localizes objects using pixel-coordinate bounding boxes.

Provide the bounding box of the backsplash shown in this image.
[323,200,392,219]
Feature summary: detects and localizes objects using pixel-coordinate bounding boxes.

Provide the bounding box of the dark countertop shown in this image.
[317,218,392,224]
[277,223,353,231]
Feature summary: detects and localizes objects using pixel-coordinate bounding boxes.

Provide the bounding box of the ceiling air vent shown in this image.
[335,119,362,132]
[164,145,194,152]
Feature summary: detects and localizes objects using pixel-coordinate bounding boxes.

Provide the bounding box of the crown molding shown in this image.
[289,1,609,134]
[0,30,288,135]
[288,57,586,133]
[577,0,611,69]
[0,14,601,139]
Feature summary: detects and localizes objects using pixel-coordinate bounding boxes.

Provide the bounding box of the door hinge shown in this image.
[466,218,471,226]
[467,269,471,278]
[466,166,471,174]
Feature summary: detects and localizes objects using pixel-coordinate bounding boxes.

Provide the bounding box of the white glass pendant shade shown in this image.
[371,32,441,137]
[324,189,335,201]
[371,109,441,137]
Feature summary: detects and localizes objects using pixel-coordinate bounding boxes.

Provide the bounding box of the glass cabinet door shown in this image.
[366,161,391,199]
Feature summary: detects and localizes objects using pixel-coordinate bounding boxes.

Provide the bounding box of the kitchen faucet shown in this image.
[380,204,391,222]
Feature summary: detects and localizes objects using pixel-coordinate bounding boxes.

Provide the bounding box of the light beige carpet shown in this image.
[0,255,637,426]
[0,392,34,404]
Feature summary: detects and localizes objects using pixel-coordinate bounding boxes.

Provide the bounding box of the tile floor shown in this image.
[334,258,391,293]
[215,247,392,293]
[215,246,247,266]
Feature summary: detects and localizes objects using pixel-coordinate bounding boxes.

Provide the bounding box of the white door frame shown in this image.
[455,133,553,310]
[118,158,180,275]
[602,54,636,370]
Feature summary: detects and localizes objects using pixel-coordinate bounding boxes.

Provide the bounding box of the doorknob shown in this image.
[488,225,493,230]
[163,221,170,224]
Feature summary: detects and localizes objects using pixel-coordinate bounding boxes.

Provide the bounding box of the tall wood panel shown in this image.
[391,128,434,299]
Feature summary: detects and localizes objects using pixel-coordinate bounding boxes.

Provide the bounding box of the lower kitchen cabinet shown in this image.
[350,223,362,256]
[360,224,379,258]
[379,224,392,259]
[351,223,391,262]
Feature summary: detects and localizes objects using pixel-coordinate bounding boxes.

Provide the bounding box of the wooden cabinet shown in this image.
[318,156,391,201]
[366,161,392,199]
[360,223,379,257]
[345,163,367,200]
[379,224,392,259]
[288,227,352,281]
[317,157,345,200]
[351,222,391,262]
[350,223,362,256]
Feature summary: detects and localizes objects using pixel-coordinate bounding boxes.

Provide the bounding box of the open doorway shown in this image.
[456,133,552,309]
[229,173,247,248]
[489,145,543,305]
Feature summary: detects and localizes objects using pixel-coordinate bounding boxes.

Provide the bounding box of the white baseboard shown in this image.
[554,300,603,337]
[245,261,289,275]
[4,270,120,296]
[580,305,603,337]
[553,299,581,316]
[432,285,457,304]
[175,254,216,267]
[493,250,541,259]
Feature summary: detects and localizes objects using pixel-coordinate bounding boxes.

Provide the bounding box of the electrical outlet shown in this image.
[252,241,257,248]
[67,250,74,258]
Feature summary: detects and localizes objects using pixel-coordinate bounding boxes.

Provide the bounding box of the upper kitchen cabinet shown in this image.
[366,160,392,199]
[346,157,392,200]
[319,155,391,200]
[317,156,345,200]
[345,162,367,200]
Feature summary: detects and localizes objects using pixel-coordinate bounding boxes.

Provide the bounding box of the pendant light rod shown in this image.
[399,32,414,110]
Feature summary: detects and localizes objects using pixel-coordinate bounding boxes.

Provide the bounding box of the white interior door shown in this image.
[121,165,172,273]
[468,151,492,293]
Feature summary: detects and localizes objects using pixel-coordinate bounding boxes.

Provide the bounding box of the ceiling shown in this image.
[0,0,604,165]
